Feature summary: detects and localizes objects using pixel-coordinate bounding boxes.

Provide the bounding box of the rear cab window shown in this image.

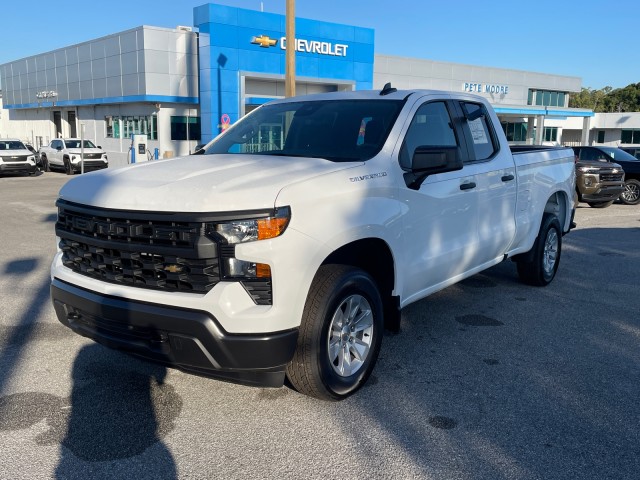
[458,102,498,162]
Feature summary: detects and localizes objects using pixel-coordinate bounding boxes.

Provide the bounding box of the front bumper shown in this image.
[0,162,37,174]
[579,181,625,202]
[51,279,298,387]
[70,160,108,172]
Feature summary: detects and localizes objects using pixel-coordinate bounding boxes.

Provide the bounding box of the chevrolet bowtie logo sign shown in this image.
[251,35,278,48]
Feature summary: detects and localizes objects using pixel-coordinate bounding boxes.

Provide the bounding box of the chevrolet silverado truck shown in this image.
[574,146,640,206]
[39,138,108,175]
[571,146,625,208]
[51,86,576,400]
[0,139,38,175]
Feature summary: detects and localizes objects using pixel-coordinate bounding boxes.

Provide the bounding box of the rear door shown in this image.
[453,100,517,265]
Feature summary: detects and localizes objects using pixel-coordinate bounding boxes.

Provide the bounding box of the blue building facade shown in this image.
[193,3,375,142]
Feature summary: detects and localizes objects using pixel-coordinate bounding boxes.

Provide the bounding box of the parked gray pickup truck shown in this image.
[572,146,625,208]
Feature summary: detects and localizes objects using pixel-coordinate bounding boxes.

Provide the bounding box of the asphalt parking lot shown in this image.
[1,171,639,480]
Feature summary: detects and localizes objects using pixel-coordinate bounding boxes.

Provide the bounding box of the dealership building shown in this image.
[0,2,623,167]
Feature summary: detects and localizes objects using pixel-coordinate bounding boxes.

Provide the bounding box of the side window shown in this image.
[399,101,457,170]
[461,102,497,161]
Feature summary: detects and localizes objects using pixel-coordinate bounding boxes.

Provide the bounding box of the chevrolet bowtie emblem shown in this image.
[251,35,277,48]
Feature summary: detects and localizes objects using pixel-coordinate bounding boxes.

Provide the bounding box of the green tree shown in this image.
[570,83,640,112]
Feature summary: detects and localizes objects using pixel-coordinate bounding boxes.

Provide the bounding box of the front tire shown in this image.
[64,158,74,175]
[517,213,562,286]
[620,179,640,205]
[286,265,384,401]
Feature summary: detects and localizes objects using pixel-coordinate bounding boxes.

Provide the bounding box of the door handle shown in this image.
[501,174,515,182]
[459,182,476,191]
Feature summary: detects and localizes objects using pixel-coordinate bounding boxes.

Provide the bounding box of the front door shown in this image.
[398,97,480,304]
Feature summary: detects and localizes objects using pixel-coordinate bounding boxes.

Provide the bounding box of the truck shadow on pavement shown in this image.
[0,252,182,477]
[55,345,182,478]
[0,345,182,478]
[0,258,51,395]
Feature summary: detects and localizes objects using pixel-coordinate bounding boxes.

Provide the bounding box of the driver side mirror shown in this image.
[404,145,463,190]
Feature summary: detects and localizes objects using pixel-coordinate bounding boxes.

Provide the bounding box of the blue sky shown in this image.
[1,0,636,90]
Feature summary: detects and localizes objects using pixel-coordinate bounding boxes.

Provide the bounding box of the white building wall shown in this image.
[374,54,582,106]
[558,112,640,147]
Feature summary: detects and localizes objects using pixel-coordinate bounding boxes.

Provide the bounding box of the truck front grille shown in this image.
[55,201,273,304]
[59,238,219,292]
[57,206,198,248]
[56,201,220,294]
[600,172,624,182]
[1,155,29,162]
[83,153,103,160]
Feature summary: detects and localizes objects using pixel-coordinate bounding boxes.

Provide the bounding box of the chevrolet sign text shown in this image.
[281,37,348,57]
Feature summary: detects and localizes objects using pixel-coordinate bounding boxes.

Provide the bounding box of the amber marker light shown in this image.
[256,263,272,278]
[257,216,290,240]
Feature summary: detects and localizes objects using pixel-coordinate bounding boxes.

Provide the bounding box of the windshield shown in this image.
[64,140,97,149]
[204,99,404,162]
[598,147,638,162]
[0,140,26,150]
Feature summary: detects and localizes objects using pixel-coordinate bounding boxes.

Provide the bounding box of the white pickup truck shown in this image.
[51,86,576,400]
[39,138,108,174]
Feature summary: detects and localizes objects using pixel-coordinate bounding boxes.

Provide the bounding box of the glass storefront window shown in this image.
[543,127,558,142]
[501,122,528,142]
[621,130,640,144]
[528,90,568,107]
[105,115,157,140]
[170,116,201,140]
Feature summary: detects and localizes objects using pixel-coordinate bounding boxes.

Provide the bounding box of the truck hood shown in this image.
[67,148,103,155]
[577,160,623,171]
[0,148,33,158]
[59,154,360,212]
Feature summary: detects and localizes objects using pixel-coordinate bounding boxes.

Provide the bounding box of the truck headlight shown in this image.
[209,207,290,244]
[578,167,597,173]
[204,207,289,285]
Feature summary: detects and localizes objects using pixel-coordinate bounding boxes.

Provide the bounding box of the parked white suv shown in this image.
[0,139,38,176]
[39,138,108,174]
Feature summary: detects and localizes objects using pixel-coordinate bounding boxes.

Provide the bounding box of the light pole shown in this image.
[80,123,85,174]
[285,0,295,98]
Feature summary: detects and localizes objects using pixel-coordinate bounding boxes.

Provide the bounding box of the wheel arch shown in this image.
[543,191,569,233]
[321,237,400,332]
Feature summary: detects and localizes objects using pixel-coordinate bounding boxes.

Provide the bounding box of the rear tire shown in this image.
[620,179,640,205]
[286,265,384,401]
[587,201,613,208]
[517,213,562,286]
